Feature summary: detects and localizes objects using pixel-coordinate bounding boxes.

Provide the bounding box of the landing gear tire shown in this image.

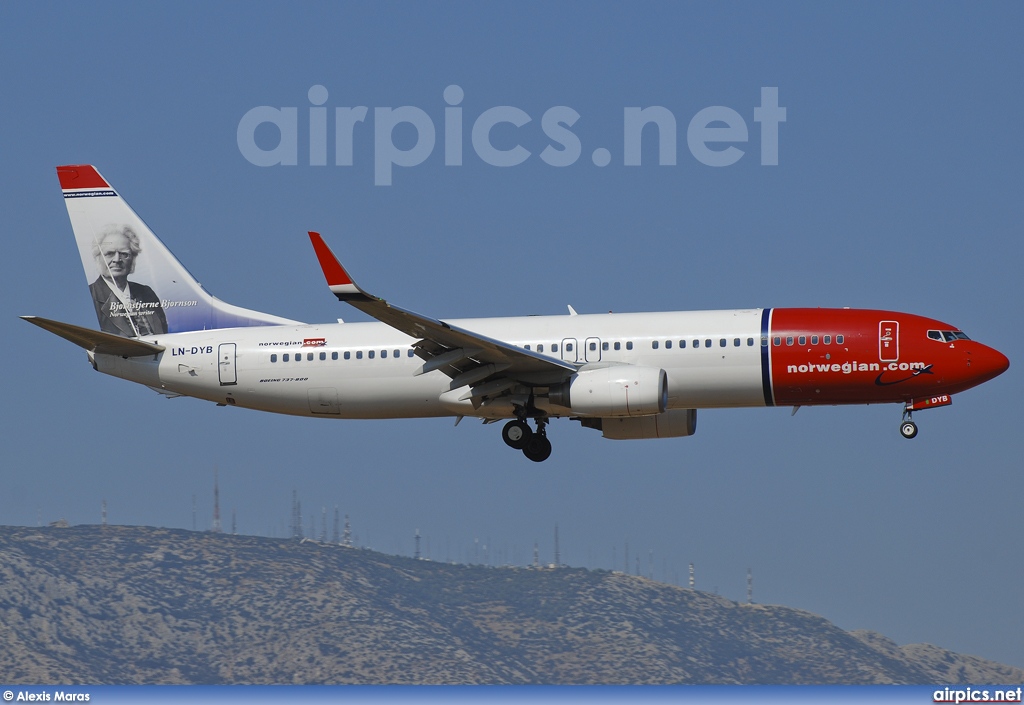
[523,434,552,463]
[502,419,532,449]
[900,421,918,439]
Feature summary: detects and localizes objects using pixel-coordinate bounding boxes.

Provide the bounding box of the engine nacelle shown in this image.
[587,408,698,440]
[549,365,667,417]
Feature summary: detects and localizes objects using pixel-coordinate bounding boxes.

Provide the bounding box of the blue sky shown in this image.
[2,2,1022,671]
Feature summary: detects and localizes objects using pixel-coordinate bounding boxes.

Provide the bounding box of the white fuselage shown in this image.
[96,309,767,419]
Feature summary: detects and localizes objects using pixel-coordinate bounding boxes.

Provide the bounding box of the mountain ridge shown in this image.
[0,525,1019,685]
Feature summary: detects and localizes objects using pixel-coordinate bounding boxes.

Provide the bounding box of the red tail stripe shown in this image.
[57,165,109,190]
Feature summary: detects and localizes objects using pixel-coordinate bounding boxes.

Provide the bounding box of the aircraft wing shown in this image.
[22,316,165,357]
[308,233,577,395]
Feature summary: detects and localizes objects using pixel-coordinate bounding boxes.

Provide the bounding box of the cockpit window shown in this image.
[930,330,971,342]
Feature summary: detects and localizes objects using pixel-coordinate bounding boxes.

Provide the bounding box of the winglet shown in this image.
[308,232,369,301]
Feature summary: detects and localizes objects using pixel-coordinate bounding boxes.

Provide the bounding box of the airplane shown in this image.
[23,165,1009,462]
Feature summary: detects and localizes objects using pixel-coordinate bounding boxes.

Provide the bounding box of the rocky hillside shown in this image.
[0,525,1019,685]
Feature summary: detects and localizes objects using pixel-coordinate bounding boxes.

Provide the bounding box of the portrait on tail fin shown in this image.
[88,224,167,337]
[58,165,299,335]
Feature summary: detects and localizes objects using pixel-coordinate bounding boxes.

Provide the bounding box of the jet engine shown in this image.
[548,365,667,417]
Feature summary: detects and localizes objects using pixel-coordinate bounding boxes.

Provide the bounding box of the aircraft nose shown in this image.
[972,344,1009,382]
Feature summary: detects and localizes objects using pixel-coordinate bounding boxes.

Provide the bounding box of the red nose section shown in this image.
[974,345,1010,384]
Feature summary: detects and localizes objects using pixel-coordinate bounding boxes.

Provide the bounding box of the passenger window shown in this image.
[836,335,844,344]
[680,340,686,349]
[760,336,768,347]
[626,341,633,350]
[798,336,806,346]
[271,354,277,363]
[344,351,351,360]
[538,344,545,352]
[590,342,597,351]
[748,338,755,346]
[408,349,415,357]
[566,343,573,352]
[394,349,400,358]
[368,350,375,359]
[332,352,338,360]
[356,351,363,359]
[811,335,818,345]
[602,342,609,351]
[773,336,781,346]
[693,339,700,348]
[665,340,672,349]
[720,339,726,348]
[786,336,794,346]
[283,353,289,362]
[652,341,659,350]
[524,344,531,350]
[705,339,711,348]
[734,338,741,347]
[824,335,831,345]
[305,353,312,361]
[552,344,558,352]
[613,342,620,351]
[383,350,390,358]
[320,352,326,361]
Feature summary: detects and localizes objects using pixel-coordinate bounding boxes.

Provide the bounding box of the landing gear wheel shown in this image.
[523,434,552,462]
[502,419,532,449]
[900,421,918,439]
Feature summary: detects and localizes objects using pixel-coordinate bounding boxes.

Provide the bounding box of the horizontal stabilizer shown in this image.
[21,316,165,357]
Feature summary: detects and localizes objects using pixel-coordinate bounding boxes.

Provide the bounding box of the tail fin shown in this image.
[57,165,299,337]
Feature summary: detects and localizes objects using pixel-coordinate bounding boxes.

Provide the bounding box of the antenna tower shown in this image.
[414,529,421,559]
[689,562,695,589]
[747,568,753,604]
[212,468,222,533]
[101,499,107,527]
[291,490,304,540]
[332,506,340,544]
[320,507,327,542]
[343,514,352,547]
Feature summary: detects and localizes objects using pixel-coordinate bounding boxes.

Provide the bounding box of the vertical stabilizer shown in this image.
[57,165,299,337]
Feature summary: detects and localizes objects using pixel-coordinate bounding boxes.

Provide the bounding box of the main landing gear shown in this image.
[502,417,552,462]
[899,406,918,439]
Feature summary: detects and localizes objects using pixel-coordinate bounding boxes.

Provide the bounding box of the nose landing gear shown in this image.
[502,417,552,462]
[899,406,918,439]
